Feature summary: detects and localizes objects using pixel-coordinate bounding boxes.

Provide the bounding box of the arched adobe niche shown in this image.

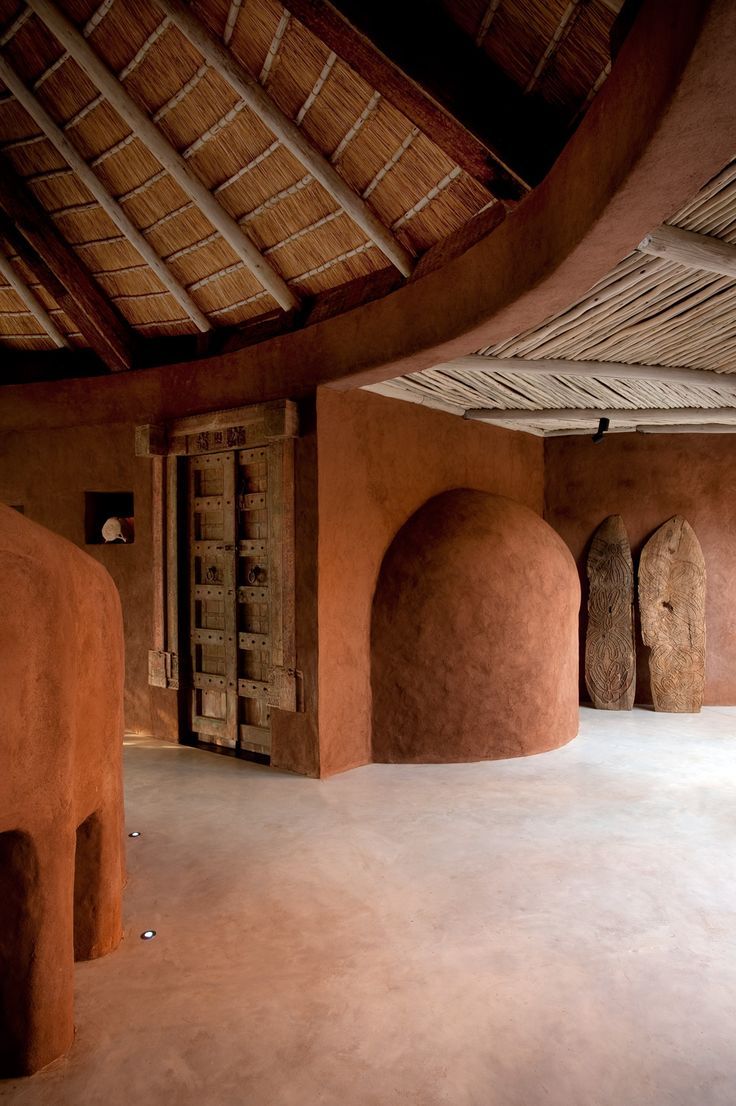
[371,490,580,763]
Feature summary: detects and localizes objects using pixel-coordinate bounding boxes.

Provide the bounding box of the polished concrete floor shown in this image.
[2,707,736,1105]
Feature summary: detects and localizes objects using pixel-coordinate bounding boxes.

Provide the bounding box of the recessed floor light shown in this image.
[140,930,156,940]
[128,831,141,838]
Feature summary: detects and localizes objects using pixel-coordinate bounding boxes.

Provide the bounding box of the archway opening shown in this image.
[0,830,40,1078]
[74,812,103,963]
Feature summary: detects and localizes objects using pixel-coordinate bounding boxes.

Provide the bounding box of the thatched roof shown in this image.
[368,158,736,434]
[0,0,617,373]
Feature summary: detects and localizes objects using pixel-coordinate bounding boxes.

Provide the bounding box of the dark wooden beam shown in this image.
[0,154,136,372]
[284,0,568,199]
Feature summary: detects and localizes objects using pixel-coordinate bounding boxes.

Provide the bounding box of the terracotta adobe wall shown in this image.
[372,489,579,763]
[544,433,736,705]
[316,387,545,777]
[0,422,153,733]
[0,505,124,1076]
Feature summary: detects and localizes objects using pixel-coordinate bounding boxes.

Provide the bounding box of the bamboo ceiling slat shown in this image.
[223,0,242,46]
[290,241,378,295]
[0,7,32,46]
[223,0,281,82]
[532,0,611,109]
[267,211,364,280]
[259,9,289,86]
[374,158,736,430]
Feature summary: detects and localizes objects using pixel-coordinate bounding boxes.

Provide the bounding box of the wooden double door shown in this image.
[138,401,299,762]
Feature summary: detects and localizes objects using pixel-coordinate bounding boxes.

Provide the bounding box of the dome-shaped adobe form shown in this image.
[371,489,580,763]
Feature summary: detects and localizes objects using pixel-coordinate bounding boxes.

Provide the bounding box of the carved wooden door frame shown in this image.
[136,400,300,754]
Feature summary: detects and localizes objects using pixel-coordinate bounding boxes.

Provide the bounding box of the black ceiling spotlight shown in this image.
[592,417,610,443]
[128,831,141,838]
[140,930,157,940]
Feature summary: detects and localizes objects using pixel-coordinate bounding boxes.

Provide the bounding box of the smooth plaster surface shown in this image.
[372,490,579,761]
[2,707,735,1104]
[545,433,736,705]
[0,422,153,733]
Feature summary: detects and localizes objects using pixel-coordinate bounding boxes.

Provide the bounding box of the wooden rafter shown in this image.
[0,52,212,333]
[0,242,69,348]
[26,0,299,313]
[153,0,414,278]
[638,224,736,280]
[283,0,567,197]
[464,407,736,425]
[546,424,736,436]
[0,154,135,371]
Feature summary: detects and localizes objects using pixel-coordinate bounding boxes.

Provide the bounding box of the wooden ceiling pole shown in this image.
[0,157,135,371]
[153,0,414,278]
[0,244,69,348]
[475,0,502,47]
[0,54,212,333]
[546,424,736,436]
[638,224,736,279]
[26,0,299,313]
[635,424,736,434]
[436,354,736,393]
[464,407,736,425]
[281,0,565,198]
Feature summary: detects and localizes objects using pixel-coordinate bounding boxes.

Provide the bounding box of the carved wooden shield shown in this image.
[638,516,706,713]
[585,515,636,710]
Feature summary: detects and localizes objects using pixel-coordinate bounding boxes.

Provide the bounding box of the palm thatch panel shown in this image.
[446,0,615,118]
[0,0,616,356]
[290,242,384,296]
[541,1,612,110]
[300,59,378,159]
[223,0,284,79]
[259,13,333,118]
[66,101,130,161]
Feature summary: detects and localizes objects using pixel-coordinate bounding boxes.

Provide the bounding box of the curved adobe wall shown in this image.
[0,505,124,1076]
[371,490,580,763]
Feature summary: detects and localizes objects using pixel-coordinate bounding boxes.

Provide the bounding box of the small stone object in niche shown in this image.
[101,516,134,543]
[585,514,636,710]
[638,515,706,713]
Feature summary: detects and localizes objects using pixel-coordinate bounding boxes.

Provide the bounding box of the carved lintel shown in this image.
[135,424,168,457]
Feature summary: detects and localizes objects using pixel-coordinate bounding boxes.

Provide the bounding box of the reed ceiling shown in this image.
[369,159,736,435]
[0,0,618,375]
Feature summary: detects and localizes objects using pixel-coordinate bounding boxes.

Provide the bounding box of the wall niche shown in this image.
[84,491,135,545]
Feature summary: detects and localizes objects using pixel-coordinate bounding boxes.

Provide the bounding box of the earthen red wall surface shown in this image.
[372,490,579,763]
[316,388,545,776]
[0,505,124,1075]
[544,433,736,705]
[0,423,153,733]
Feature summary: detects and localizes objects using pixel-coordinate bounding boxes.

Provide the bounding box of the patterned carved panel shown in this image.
[638,516,706,713]
[585,515,635,710]
[186,422,297,759]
